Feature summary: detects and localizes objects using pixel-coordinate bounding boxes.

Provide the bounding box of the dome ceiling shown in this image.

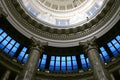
[39,0,86,10]
[1,0,119,47]
[19,0,105,29]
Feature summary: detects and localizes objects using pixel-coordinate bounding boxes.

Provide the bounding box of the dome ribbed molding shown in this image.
[1,0,120,47]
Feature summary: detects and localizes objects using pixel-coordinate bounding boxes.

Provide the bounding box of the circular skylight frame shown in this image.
[18,0,106,29]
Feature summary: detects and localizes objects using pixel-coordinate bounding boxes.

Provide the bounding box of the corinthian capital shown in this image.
[79,37,98,53]
[30,37,48,50]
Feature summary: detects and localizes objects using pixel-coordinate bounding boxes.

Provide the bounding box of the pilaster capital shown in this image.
[29,37,48,53]
[79,37,98,54]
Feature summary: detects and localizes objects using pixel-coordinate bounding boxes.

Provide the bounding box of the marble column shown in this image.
[1,70,11,80]
[119,69,120,75]
[80,39,112,80]
[110,73,115,80]
[17,38,47,80]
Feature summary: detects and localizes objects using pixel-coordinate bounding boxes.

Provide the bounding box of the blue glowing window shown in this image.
[91,7,97,14]
[49,61,55,70]
[80,54,87,70]
[1,32,7,38]
[60,21,65,25]
[100,54,105,62]
[73,61,78,70]
[61,57,66,71]
[15,43,20,48]
[116,35,120,43]
[38,59,41,67]
[56,56,60,61]
[40,54,47,69]
[0,38,9,49]
[107,42,118,56]
[61,62,66,71]
[67,66,72,70]
[6,36,11,41]
[72,56,76,60]
[55,66,60,71]
[51,56,55,60]
[49,56,55,70]
[86,58,91,68]
[111,39,120,52]
[17,47,27,61]
[9,47,17,56]
[0,36,4,42]
[55,56,60,71]
[10,40,16,45]
[67,56,71,61]
[49,66,54,71]
[67,56,72,70]
[72,56,78,70]
[23,54,29,63]
[9,43,20,57]
[50,61,55,66]
[87,5,98,16]
[100,47,110,62]
[67,61,72,66]
[61,61,66,66]
[43,54,47,59]
[55,61,60,66]
[28,7,38,16]
[0,29,3,34]
[61,57,65,61]
[3,37,12,53]
[72,60,77,66]
[4,43,13,53]
[0,32,7,42]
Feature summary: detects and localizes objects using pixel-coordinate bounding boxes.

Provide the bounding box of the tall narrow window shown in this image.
[23,54,29,63]
[100,54,105,62]
[100,47,110,62]
[49,56,55,70]
[111,39,120,52]
[0,32,7,42]
[0,35,9,49]
[67,56,72,71]
[107,42,119,56]
[3,36,12,53]
[86,58,91,69]
[116,35,120,43]
[40,54,47,69]
[80,54,87,70]
[17,47,28,61]
[55,56,60,71]
[61,57,66,71]
[72,56,78,70]
[0,28,3,34]
[9,41,20,57]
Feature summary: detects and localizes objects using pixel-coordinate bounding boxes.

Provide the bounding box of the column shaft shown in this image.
[17,47,42,80]
[80,40,112,80]
[110,73,115,80]
[119,69,120,75]
[88,48,112,80]
[1,70,11,80]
